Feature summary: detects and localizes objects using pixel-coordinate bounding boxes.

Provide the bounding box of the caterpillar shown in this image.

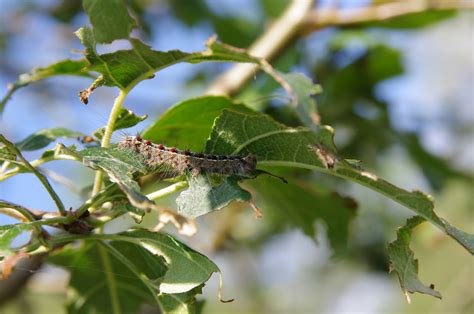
[118,135,257,178]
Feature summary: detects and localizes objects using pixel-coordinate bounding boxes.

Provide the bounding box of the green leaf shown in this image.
[50,230,220,296]
[388,216,441,301]
[142,95,249,151]
[94,108,147,141]
[0,223,34,258]
[123,229,220,294]
[15,128,86,151]
[0,59,91,113]
[277,72,322,130]
[251,176,357,255]
[205,109,336,166]
[0,147,16,163]
[49,240,168,313]
[206,109,474,254]
[83,0,136,43]
[159,285,205,314]
[176,175,251,218]
[76,28,259,90]
[77,146,153,210]
[364,10,456,29]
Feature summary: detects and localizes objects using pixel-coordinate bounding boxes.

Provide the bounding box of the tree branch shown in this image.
[206,0,315,96]
[302,0,474,34]
[206,0,472,97]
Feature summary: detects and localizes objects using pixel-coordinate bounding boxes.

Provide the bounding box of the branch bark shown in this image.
[206,0,472,97]
[206,0,315,96]
[302,0,474,34]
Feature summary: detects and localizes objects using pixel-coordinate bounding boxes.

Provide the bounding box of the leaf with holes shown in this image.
[388,216,441,301]
[76,27,259,90]
[159,284,205,314]
[206,109,474,255]
[77,146,152,210]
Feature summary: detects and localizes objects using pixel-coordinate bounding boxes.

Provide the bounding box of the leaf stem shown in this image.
[0,153,78,182]
[91,90,128,196]
[0,135,66,215]
[146,181,188,201]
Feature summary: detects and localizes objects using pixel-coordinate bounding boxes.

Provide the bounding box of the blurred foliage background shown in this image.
[0,0,472,313]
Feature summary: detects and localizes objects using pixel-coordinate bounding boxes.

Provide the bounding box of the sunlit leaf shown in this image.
[142,95,251,151]
[159,284,205,314]
[76,27,259,90]
[206,109,474,254]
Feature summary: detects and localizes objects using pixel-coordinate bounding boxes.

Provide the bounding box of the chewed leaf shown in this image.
[94,108,147,141]
[0,59,91,113]
[74,147,195,234]
[76,28,259,90]
[388,216,441,302]
[78,146,152,209]
[83,0,136,43]
[177,175,251,218]
[159,284,204,314]
[206,109,474,255]
[16,128,86,151]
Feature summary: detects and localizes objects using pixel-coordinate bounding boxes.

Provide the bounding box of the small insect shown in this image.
[118,136,257,178]
[78,135,98,144]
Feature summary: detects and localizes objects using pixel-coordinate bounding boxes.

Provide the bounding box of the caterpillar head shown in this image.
[241,154,257,173]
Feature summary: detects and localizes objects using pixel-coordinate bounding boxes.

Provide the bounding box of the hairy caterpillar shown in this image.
[118,135,257,178]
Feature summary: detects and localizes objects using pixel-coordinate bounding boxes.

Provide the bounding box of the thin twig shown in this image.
[91,89,128,196]
[0,135,66,215]
[146,181,189,201]
[206,0,472,97]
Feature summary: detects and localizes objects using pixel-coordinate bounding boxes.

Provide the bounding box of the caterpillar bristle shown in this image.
[118,136,257,178]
